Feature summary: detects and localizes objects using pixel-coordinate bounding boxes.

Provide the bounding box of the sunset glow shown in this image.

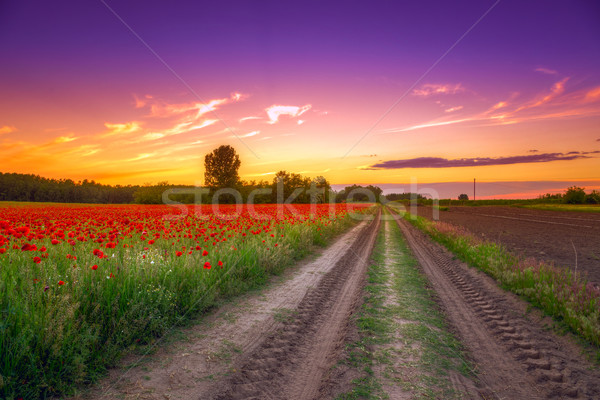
[1,1,599,197]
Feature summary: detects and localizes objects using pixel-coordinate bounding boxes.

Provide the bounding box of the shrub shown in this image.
[564,186,586,204]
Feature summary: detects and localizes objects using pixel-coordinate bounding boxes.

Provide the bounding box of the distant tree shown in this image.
[385,192,425,201]
[204,145,241,191]
[563,186,586,204]
[586,189,600,204]
[272,170,309,203]
[336,184,382,203]
[458,193,469,201]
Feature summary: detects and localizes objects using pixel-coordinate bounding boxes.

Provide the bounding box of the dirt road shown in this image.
[77,212,380,400]
[394,213,600,399]
[75,208,600,399]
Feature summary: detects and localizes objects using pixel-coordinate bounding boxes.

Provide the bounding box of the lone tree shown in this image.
[458,193,469,201]
[204,145,241,191]
[563,186,586,204]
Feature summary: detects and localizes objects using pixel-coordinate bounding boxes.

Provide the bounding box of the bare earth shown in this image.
[395,214,600,399]
[73,209,600,399]
[413,205,600,285]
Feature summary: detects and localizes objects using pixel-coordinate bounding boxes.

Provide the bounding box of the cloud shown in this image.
[382,77,600,134]
[368,152,594,169]
[142,119,218,141]
[239,116,262,123]
[535,67,558,75]
[412,83,464,97]
[239,130,260,138]
[103,121,142,136]
[265,104,311,124]
[0,125,16,135]
[381,118,471,133]
[528,149,538,153]
[444,106,463,113]
[52,136,78,144]
[126,153,156,162]
[143,93,245,119]
[584,86,600,102]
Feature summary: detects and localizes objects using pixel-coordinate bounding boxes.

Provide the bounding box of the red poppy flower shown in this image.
[203,261,211,269]
[218,260,223,267]
[51,239,60,245]
[91,264,98,270]
[33,256,41,264]
[202,250,209,256]
[58,280,65,285]
[175,251,183,257]
[0,248,6,254]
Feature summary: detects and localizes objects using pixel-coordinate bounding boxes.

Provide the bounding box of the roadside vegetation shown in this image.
[393,205,600,349]
[336,210,472,399]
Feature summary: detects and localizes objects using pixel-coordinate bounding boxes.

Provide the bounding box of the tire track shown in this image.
[211,211,381,400]
[394,214,600,399]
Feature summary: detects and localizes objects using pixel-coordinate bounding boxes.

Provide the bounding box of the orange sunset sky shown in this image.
[1,1,599,198]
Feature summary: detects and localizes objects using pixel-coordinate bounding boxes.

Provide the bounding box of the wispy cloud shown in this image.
[239,130,260,138]
[141,92,245,119]
[103,121,142,137]
[444,106,463,113]
[52,135,78,144]
[143,119,217,141]
[245,171,276,177]
[535,67,558,75]
[584,86,600,102]
[265,104,311,124]
[383,77,600,134]
[0,125,17,135]
[126,153,156,162]
[412,83,464,97]
[380,118,471,133]
[239,116,262,123]
[367,152,597,170]
[515,77,568,111]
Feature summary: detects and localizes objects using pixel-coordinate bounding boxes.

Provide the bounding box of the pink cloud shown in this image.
[412,83,464,97]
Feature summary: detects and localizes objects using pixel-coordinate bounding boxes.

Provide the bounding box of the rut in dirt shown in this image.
[210,211,381,400]
[394,213,600,400]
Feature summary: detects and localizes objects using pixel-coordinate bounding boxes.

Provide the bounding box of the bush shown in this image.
[563,186,586,204]
[586,190,600,204]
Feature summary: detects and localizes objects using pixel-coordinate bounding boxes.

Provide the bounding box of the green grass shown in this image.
[0,208,373,400]
[336,210,472,399]
[402,211,600,350]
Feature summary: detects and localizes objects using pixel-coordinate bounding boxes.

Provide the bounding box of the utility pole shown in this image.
[474,178,476,201]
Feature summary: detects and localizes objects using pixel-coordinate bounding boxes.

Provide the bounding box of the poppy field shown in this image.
[0,202,372,399]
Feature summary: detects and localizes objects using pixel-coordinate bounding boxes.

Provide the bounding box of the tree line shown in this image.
[0,173,138,203]
[1,145,385,204]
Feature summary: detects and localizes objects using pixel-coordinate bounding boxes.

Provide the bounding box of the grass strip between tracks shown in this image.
[336,210,472,399]
[395,206,600,351]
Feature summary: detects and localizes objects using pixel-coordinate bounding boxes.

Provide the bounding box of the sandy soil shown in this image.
[414,205,600,284]
[395,214,600,399]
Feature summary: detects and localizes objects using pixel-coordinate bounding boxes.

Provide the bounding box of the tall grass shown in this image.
[0,207,371,399]
[401,212,600,347]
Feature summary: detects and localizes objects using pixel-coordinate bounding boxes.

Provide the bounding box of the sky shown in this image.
[1,0,599,199]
